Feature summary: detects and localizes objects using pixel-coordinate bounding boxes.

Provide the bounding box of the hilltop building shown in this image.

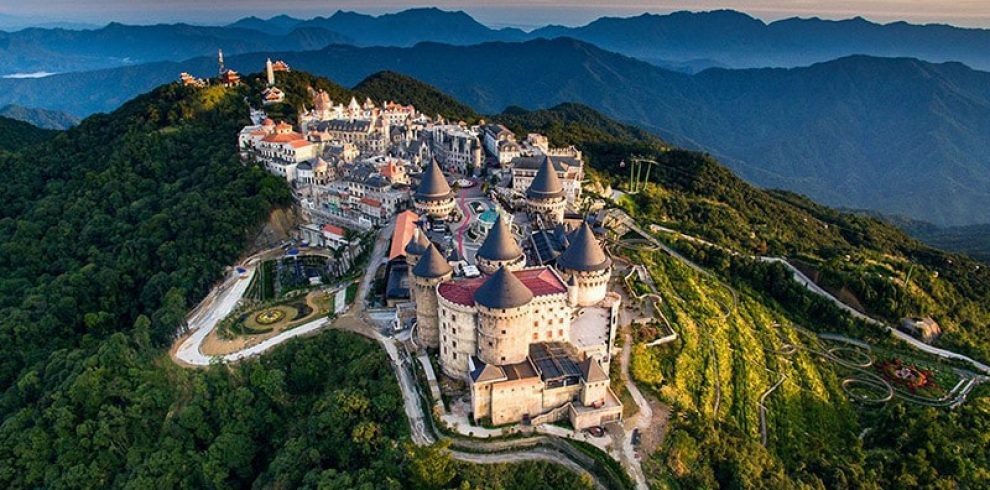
[406,205,621,430]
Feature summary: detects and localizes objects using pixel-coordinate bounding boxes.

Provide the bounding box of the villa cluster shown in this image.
[219,68,618,429]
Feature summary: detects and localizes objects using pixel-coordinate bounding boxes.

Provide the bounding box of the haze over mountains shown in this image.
[0,23,351,74]
[3,36,988,227]
[2,7,989,230]
[5,8,990,75]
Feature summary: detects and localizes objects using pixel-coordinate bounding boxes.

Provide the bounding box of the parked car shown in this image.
[586,426,605,438]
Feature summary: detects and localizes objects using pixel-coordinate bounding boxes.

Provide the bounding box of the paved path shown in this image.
[611,324,652,489]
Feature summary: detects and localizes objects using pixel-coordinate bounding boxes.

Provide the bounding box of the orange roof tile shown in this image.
[388,210,420,261]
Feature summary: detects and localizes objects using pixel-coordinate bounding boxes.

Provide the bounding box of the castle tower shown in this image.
[404,228,430,303]
[476,266,534,365]
[266,58,275,86]
[556,222,612,307]
[476,214,525,275]
[414,159,456,218]
[526,156,566,226]
[412,242,453,349]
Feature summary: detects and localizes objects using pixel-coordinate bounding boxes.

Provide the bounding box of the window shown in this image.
[533,333,538,340]
[501,330,506,335]
[558,329,564,337]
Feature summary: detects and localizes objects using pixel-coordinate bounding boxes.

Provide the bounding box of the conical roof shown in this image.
[557,222,611,272]
[415,159,453,201]
[412,242,453,279]
[477,214,523,262]
[526,156,565,200]
[474,266,533,309]
[404,228,429,256]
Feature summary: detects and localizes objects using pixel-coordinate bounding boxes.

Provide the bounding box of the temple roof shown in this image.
[525,156,565,200]
[557,222,611,272]
[474,266,534,309]
[412,242,452,279]
[415,159,453,202]
[476,214,523,262]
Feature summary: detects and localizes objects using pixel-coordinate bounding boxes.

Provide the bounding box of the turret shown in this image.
[475,214,525,274]
[526,156,566,225]
[556,222,612,307]
[404,228,430,303]
[412,242,453,349]
[476,266,534,365]
[413,159,455,218]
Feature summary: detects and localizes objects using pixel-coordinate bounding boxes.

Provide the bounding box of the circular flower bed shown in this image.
[255,308,286,325]
[875,358,938,393]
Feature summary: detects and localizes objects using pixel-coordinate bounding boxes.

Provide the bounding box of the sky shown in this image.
[1,1,989,29]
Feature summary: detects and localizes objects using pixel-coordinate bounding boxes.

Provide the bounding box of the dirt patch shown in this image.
[638,397,671,458]
[251,206,301,251]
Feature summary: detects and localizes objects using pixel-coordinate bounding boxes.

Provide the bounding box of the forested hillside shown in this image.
[493,103,990,488]
[0,104,80,130]
[1,69,988,489]
[496,102,990,363]
[0,115,54,151]
[9,38,987,227]
[0,73,594,488]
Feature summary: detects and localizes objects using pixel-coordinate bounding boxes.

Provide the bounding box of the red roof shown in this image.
[263,132,305,143]
[322,224,346,237]
[438,267,566,306]
[287,140,312,149]
[389,210,420,261]
[359,197,381,208]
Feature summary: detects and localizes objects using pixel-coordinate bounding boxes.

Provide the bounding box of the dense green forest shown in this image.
[0,74,594,488]
[1,68,988,489]
[0,115,55,152]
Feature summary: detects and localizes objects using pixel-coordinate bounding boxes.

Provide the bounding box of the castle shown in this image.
[406,168,623,430]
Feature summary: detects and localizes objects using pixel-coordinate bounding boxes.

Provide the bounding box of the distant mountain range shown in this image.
[5,8,990,76]
[229,8,527,46]
[226,9,990,70]
[1,37,988,226]
[0,104,79,129]
[528,10,990,70]
[0,22,351,74]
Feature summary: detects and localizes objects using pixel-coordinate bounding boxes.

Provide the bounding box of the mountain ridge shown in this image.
[0,38,987,226]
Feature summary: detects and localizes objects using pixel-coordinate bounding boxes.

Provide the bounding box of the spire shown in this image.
[477,214,523,262]
[266,58,274,86]
[474,266,533,309]
[412,242,452,279]
[404,228,429,256]
[415,159,453,201]
[557,222,611,272]
[526,155,564,200]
